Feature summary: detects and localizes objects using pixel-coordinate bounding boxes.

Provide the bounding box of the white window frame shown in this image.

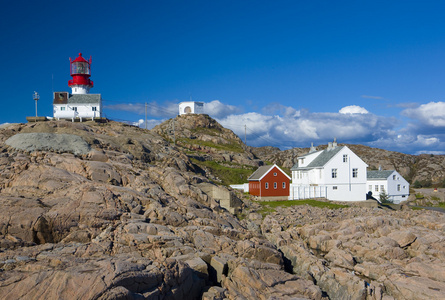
[343,154,348,163]
[332,168,337,178]
[274,182,277,189]
[265,182,269,189]
[352,168,358,178]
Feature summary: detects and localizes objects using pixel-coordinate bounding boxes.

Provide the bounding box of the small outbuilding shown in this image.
[179,101,204,115]
[367,170,410,204]
[248,164,291,201]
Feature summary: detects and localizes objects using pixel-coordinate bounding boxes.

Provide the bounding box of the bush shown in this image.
[413,180,422,188]
[379,190,392,203]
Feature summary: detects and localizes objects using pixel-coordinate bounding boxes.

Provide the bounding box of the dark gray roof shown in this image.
[67,94,101,104]
[291,146,344,170]
[248,165,274,181]
[367,170,395,179]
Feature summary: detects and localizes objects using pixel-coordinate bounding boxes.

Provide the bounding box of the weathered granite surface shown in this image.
[0,118,444,300]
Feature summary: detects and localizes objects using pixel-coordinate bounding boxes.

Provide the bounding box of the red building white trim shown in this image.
[248,164,291,200]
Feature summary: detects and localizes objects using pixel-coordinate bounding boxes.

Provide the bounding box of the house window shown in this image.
[397,184,401,191]
[265,182,269,189]
[343,154,348,162]
[60,107,65,111]
[282,182,286,189]
[333,186,338,190]
[72,107,77,112]
[352,168,358,178]
[92,107,97,111]
[380,185,384,191]
[393,175,396,180]
[375,185,379,192]
[274,182,277,189]
[332,168,337,178]
[273,172,277,176]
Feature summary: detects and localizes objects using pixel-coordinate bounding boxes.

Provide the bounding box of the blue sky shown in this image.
[1,1,445,154]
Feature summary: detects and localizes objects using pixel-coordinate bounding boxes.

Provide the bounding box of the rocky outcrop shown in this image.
[1,118,444,299]
[252,205,445,300]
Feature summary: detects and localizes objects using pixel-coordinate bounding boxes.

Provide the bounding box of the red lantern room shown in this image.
[68,53,94,95]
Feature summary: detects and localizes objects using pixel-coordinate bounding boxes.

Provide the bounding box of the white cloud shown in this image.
[104,99,445,154]
[216,106,395,148]
[133,118,164,129]
[415,135,440,146]
[402,101,445,127]
[339,105,369,114]
[204,100,242,119]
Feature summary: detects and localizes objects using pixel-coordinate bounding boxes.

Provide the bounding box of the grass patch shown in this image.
[255,199,349,217]
[190,158,255,185]
[410,206,424,210]
[431,195,440,201]
[415,193,424,199]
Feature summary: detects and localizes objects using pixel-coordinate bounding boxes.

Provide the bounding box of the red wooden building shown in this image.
[248,164,291,200]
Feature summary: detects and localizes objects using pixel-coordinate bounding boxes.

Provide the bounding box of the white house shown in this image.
[53,92,102,121]
[179,101,204,115]
[367,170,410,204]
[290,140,368,201]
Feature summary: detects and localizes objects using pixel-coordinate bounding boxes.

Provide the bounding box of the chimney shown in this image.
[309,142,316,153]
[327,142,332,150]
[333,138,337,148]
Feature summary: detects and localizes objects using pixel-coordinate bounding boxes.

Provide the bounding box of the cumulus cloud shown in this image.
[339,105,369,114]
[401,101,445,127]
[204,100,242,119]
[216,105,396,149]
[133,118,164,129]
[104,99,445,154]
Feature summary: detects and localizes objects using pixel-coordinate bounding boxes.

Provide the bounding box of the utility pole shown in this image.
[33,91,39,118]
[145,102,147,129]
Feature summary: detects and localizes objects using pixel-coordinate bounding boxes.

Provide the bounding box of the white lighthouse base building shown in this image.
[53,92,102,121]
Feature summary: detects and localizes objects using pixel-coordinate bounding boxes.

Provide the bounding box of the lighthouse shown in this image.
[53,52,102,121]
[68,53,94,94]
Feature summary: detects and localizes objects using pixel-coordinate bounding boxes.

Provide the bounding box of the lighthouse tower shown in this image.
[53,52,102,121]
[68,53,94,94]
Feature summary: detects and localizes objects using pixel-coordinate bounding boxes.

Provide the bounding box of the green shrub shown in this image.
[413,180,422,188]
[379,190,392,203]
[190,158,254,185]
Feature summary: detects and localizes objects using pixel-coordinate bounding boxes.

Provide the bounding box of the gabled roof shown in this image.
[68,94,101,104]
[248,164,291,181]
[367,170,395,179]
[291,146,344,170]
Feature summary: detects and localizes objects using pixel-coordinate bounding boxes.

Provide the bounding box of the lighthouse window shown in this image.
[71,62,90,75]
